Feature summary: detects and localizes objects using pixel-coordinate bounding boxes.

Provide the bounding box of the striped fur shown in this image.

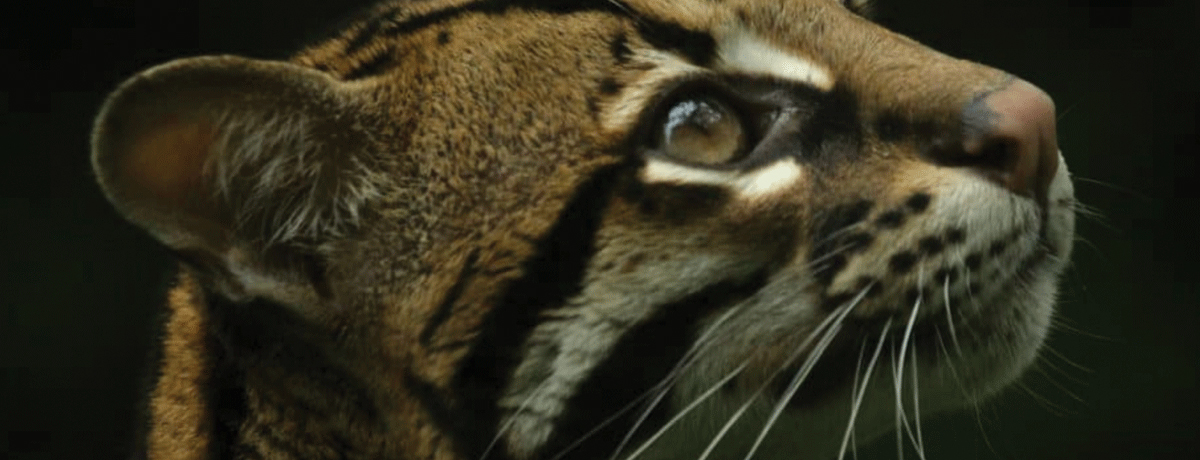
[92,1,1075,459]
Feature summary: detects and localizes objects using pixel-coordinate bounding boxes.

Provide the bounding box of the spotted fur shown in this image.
[92,1,1075,459]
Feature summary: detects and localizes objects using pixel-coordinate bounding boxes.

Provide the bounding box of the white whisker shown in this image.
[845,341,866,460]
[892,285,923,460]
[838,319,892,460]
[892,345,905,460]
[1016,381,1070,417]
[685,287,870,460]
[810,220,869,253]
[482,377,554,460]
[942,275,963,357]
[741,288,861,460]
[808,238,865,269]
[619,361,751,460]
[909,334,926,460]
[546,383,655,460]
[607,305,746,460]
[933,329,969,400]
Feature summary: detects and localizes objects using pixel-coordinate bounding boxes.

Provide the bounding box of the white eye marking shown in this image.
[739,160,804,197]
[642,160,733,185]
[642,158,803,199]
[717,29,834,90]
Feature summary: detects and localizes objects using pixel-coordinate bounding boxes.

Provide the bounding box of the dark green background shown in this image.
[2,0,1195,458]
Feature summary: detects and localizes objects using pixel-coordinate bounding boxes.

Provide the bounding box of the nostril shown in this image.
[974,139,1014,174]
[926,136,1012,175]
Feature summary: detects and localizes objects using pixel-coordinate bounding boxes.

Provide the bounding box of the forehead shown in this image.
[620,0,846,25]
[599,0,879,96]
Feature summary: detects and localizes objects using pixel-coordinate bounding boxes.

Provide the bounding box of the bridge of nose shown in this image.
[767,5,1059,200]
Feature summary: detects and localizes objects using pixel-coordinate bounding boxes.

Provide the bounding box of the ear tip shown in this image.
[90,54,371,251]
[91,54,338,167]
[91,56,248,232]
[91,57,223,185]
[91,56,272,189]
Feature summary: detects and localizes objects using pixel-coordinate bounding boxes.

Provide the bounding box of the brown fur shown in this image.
[93,1,1073,459]
[146,273,213,460]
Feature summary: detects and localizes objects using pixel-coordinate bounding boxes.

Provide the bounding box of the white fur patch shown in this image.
[208,110,383,245]
[717,29,834,90]
[642,159,803,199]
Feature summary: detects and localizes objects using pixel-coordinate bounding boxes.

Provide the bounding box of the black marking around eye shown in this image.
[797,86,863,163]
[634,18,716,66]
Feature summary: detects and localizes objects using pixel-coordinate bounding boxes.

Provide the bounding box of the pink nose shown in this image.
[952,80,1059,203]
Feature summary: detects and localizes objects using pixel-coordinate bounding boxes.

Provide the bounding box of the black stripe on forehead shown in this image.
[343,50,396,80]
[632,17,717,66]
[337,0,716,65]
[341,0,628,55]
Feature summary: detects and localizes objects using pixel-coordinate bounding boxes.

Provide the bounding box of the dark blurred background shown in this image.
[1,0,1195,459]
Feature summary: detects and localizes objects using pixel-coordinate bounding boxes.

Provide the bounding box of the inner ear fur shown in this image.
[92,55,381,302]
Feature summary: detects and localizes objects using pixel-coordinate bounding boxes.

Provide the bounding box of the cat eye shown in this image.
[655,96,747,165]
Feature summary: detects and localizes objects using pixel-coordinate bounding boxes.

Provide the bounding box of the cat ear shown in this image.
[92,56,382,303]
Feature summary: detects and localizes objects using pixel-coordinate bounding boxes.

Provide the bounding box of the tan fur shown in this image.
[93,1,1074,459]
[147,273,213,460]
